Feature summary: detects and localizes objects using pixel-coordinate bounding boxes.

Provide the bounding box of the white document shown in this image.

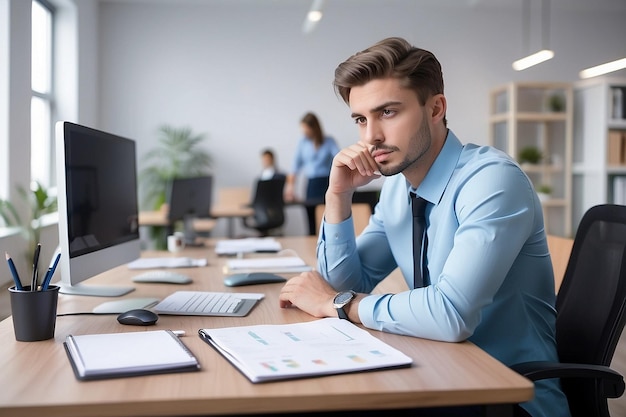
[127,257,208,269]
[198,318,413,383]
[224,256,312,275]
[64,330,200,380]
[215,237,282,255]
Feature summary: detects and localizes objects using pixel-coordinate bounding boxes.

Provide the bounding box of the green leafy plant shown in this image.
[536,184,553,195]
[0,181,58,259]
[547,94,565,112]
[139,125,212,249]
[518,146,543,165]
[139,125,213,211]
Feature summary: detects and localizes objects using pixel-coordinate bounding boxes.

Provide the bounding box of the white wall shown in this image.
[96,1,626,183]
[3,1,626,284]
[92,0,626,236]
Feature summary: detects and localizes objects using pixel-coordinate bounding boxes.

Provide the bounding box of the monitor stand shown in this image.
[182,215,204,247]
[59,283,135,297]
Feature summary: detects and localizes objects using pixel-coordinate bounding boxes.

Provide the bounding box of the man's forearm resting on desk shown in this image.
[279,270,365,324]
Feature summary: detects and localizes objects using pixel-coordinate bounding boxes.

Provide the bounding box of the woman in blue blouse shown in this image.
[285,112,340,235]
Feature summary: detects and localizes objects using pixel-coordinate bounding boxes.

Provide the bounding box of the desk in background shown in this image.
[139,187,254,238]
[0,236,533,417]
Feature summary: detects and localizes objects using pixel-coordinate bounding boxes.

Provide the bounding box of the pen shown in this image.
[31,243,41,292]
[171,330,186,337]
[41,252,61,291]
[5,252,23,290]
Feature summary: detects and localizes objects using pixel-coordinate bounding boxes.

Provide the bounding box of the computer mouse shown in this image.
[116,309,159,326]
[223,272,287,287]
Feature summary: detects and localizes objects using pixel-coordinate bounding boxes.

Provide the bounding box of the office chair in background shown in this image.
[511,204,626,417]
[242,177,286,237]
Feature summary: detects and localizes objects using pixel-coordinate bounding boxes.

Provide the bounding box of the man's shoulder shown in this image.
[460,143,519,169]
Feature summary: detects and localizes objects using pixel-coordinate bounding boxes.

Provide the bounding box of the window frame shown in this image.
[31,0,56,188]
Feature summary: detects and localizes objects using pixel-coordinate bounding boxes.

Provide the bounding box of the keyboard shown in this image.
[154,291,264,317]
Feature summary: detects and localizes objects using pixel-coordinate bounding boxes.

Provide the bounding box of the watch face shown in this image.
[335,291,353,304]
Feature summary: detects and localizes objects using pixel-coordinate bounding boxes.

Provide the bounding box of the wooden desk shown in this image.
[546,234,574,292]
[138,205,217,231]
[0,237,533,417]
[138,205,251,238]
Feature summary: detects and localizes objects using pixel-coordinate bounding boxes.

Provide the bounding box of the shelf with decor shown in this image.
[572,77,626,232]
[488,82,573,237]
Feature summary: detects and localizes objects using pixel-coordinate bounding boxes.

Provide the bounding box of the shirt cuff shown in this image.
[357,293,387,329]
[321,215,357,246]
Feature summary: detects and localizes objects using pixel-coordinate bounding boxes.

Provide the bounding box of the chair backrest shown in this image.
[555,204,626,415]
[249,178,286,234]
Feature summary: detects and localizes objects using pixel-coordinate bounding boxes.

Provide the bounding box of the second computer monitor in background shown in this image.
[167,175,213,244]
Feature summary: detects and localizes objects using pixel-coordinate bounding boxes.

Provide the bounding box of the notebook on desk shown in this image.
[154,291,264,317]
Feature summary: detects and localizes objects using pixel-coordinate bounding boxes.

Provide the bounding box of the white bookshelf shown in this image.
[489,82,573,237]
[572,77,626,232]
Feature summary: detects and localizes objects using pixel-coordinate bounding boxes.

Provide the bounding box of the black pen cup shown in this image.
[9,285,60,342]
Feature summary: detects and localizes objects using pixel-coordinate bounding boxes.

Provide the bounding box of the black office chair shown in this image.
[511,204,626,417]
[242,177,286,237]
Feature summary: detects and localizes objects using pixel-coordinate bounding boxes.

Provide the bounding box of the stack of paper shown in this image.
[223,256,312,275]
[127,257,208,269]
[198,318,413,383]
[215,238,282,255]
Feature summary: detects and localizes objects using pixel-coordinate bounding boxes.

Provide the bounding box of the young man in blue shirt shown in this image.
[279,37,570,417]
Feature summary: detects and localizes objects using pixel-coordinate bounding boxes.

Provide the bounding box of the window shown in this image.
[31,0,55,187]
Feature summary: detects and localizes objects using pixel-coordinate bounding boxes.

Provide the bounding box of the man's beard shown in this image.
[375,118,432,177]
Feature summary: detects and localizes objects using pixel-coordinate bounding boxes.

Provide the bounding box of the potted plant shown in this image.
[518,146,543,165]
[140,125,213,211]
[139,125,212,248]
[547,94,565,112]
[0,181,58,261]
[536,184,553,202]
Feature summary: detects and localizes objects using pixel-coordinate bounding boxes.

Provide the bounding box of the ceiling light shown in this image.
[513,49,555,71]
[307,11,323,22]
[579,58,626,79]
[302,0,325,34]
[512,0,554,71]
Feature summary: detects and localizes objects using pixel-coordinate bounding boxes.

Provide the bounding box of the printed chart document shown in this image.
[64,330,200,381]
[198,318,413,383]
[215,237,282,255]
[223,256,312,275]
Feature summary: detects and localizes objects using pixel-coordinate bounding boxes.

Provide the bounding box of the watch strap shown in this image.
[336,305,349,320]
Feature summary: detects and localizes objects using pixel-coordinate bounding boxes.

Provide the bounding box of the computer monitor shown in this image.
[167,175,213,245]
[55,121,141,297]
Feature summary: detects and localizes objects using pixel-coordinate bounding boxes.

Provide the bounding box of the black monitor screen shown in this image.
[63,124,139,258]
[167,176,213,222]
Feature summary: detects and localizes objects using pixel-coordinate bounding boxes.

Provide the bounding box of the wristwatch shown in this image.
[333,290,356,321]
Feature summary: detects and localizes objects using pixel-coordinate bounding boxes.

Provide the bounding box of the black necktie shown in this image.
[411,193,429,288]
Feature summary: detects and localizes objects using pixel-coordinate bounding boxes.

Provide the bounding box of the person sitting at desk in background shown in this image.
[284,112,340,236]
[259,148,286,181]
[278,37,570,417]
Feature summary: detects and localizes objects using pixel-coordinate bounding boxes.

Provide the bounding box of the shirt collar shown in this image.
[406,130,463,206]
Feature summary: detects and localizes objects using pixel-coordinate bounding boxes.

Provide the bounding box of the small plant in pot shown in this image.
[518,146,543,166]
[0,181,58,261]
[547,94,565,112]
[536,184,553,202]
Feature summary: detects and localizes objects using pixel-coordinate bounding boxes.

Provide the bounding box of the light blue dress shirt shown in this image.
[291,136,340,179]
[317,131,571,417]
